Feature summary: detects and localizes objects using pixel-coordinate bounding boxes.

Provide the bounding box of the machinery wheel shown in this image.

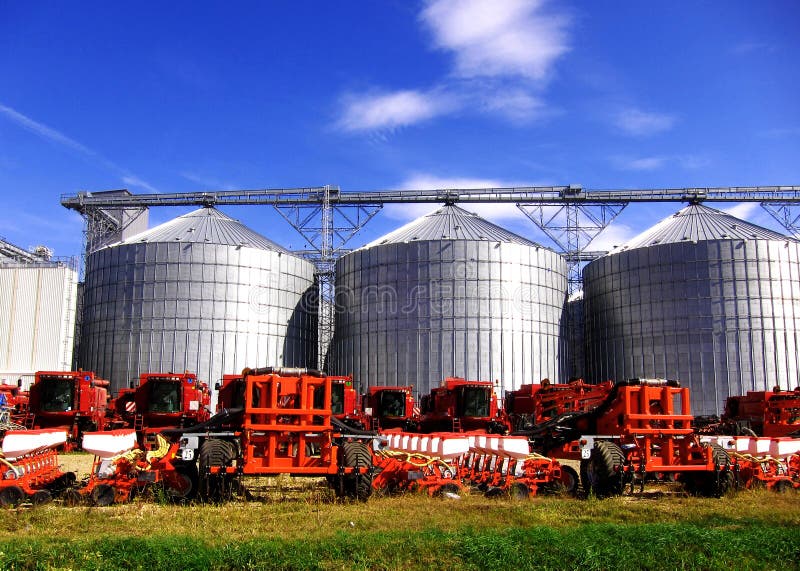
[433,483,461,498]
[509,482,531,500]
[91,484,116,506]
[340,441,373,502]
[684,444,733,498]
[0,485,25,507]
[62,489,83,507]
[164,461,199,502]
[48,472,77,497]
[30,489,52,505]
[580,440,625,498]
[558,465,580,496]
[772,479,794,494]
[199,439,237,502]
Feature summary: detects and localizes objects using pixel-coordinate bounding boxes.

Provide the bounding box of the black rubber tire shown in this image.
[46,472,77,498]
[62,489,83,507]
[199,439,237,502]
[684,443,733,498]
[164,461,199,502]
[30,489,52,505]
[0,485,25,507]
[559,465,580,497]
[580,440,626,498]
[340,441,373,502]
[773,479,794,494]
[484,486,506,498]
[509,482,531,500]
[433,483,461,498]
[91,484,116,506]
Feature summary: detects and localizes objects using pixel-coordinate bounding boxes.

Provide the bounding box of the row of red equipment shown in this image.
[0,370,798,506]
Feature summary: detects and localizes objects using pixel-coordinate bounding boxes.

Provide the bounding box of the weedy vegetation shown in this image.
[0,479,797,570]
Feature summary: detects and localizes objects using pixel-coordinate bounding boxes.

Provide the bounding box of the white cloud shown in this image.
[334,1,572,132]
[336,89,455,132]
[420,0,570,80]
[615,108,676,136]
[611,154,710,172]
[587,223,637,251]
[0,101,158,193]
[382,173,535,222]
[722,202,760,221]
[613,156,667,171]
[480,88,547,121]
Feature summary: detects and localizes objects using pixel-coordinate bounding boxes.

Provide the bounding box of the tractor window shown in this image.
[378,391,406,418]
[40,378,74,412]
[148,381,181,413]
[461,387,490,418]
[229,381,245,409]
[331,383,345,415]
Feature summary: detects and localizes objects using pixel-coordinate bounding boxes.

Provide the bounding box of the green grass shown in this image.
[0,488,798,570]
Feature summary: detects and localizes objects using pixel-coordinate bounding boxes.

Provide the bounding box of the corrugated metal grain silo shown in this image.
[583,204,800,415]
[0,252,78,388]
[330,204,568,396]
[80,207,317,392]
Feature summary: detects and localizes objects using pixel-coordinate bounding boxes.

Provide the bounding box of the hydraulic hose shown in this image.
[331,416,377,436]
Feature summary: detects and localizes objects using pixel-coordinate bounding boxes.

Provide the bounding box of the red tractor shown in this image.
[413,377,508,434]
[505,378,614,432]
[361,386,415,431]
[525,378,734,497]
[716,389,800,437]
[216,374,245,411]
[111,372,211,434]
[26,371,109,447]
[176,367,377,502]
[0,381,29,426]
[330,376,367,430]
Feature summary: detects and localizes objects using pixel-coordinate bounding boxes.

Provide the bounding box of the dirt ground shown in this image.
[58,453,95,479]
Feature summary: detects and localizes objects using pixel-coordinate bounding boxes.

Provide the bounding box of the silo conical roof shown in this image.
[109,207,290,253]
[362,204,544,248]
[610,203,794,253]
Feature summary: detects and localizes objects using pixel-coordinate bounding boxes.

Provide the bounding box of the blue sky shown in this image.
[1,0,798,259]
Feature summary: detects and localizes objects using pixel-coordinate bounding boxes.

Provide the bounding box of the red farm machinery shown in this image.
[362,386,416,431]
[110,372,211,434]
[0,429,76,506]
[696,389,800,438]
[412,377,508,434]
[76,368,379,504]
[25,371,110,448]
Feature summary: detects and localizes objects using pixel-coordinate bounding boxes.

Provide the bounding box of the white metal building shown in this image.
[0,251,78,389]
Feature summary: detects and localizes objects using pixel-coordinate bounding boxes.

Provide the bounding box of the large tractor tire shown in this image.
[580,440,626,498]
[340,441,373,502]
[199,439,237,502]
[683,443,733,498]
[0,485,25,507]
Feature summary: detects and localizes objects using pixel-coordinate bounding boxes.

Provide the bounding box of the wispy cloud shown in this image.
[179,171,240,191]
[334,0,572,132]
[758,126,800,139]
[731,41,776,55]
[722,202,761,221]
[587,223,636,251]
[0,102,158,193]
[614,108,676,136]
[420,0,570,80]
[611,153,709,172]
[336,89,456,132]
[383,173,538,223]
[613,156,668,171]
